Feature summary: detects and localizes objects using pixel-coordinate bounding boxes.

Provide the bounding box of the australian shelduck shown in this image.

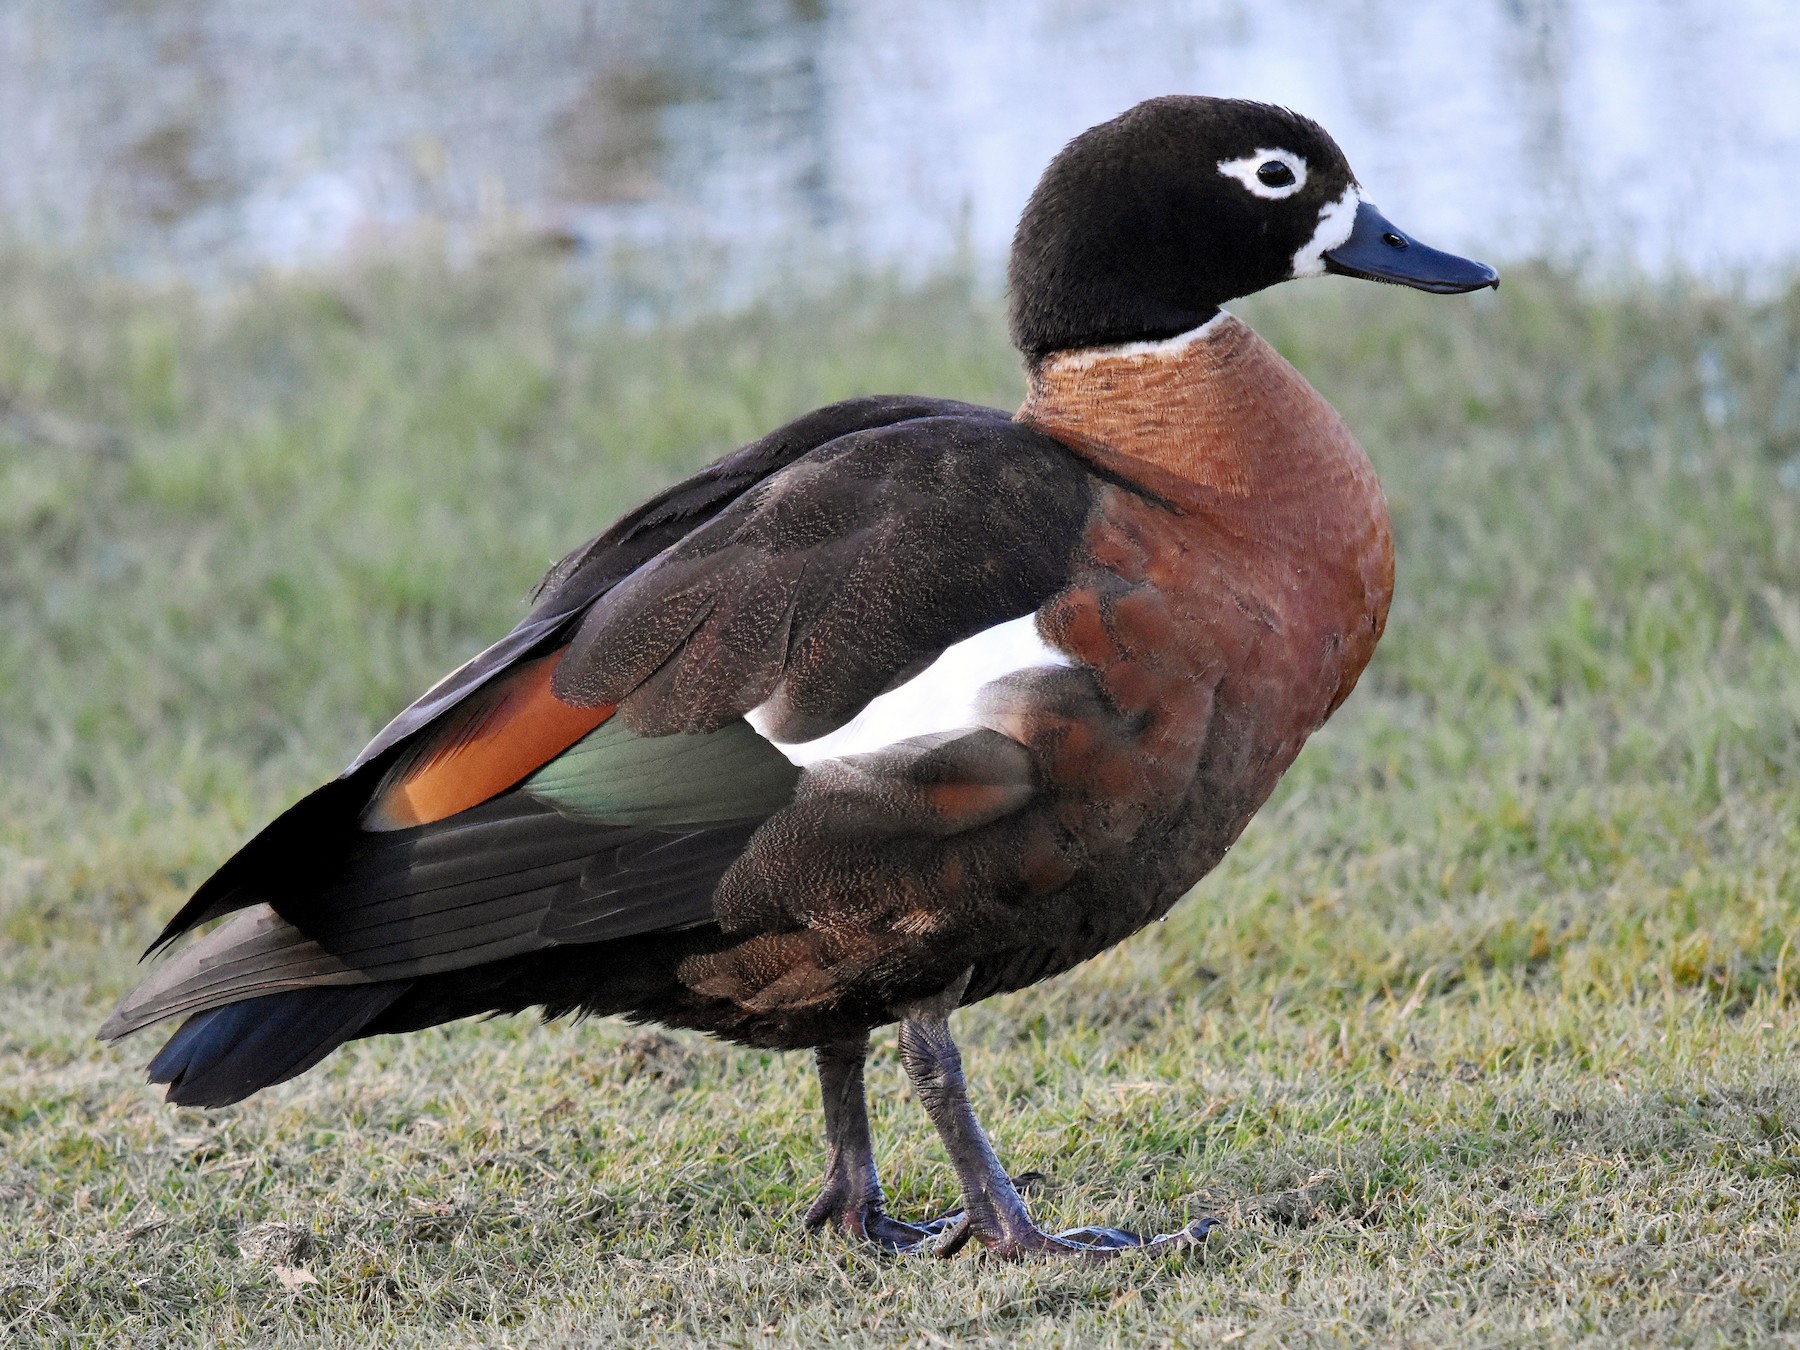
[103,96,1497,1258]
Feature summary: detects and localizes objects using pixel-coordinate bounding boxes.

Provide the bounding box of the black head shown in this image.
[1007,96,1497,363]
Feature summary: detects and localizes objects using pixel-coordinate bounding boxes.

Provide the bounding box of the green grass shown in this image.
[2,245,1799,1346]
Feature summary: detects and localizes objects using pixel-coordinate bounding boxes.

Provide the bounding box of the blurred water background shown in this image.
[1,0,1796,301]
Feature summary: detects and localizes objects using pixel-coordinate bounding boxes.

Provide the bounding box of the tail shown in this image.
[144,984,406,1108]
[100,902,409,1107]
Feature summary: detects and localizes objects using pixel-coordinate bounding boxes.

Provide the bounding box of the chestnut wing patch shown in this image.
[360,645,799,833]
[364,651,615,830]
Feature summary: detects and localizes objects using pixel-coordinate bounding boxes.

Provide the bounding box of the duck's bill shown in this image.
[1323,201,1499,294]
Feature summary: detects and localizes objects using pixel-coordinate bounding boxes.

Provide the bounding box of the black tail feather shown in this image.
[147,984,408,1108]
[147,772,378,956]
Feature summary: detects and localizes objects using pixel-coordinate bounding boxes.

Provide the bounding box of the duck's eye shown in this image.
[1217,149,1308,198]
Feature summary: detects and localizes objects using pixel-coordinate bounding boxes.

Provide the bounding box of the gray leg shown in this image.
[802,1035,946,1249]
[896,980,1213,1260]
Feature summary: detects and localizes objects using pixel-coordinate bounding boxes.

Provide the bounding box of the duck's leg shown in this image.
[802,1035,950,1249]
[895,982,1213,1260]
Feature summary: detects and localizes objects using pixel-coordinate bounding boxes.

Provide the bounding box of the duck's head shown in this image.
[1008,95,1499,363]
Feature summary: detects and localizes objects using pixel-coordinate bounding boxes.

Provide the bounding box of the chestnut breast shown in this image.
[1017,313,1394,861]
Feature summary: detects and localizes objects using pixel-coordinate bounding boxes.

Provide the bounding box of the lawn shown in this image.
[1,245,1798,1346]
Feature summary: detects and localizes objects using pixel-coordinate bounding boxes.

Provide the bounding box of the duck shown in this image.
[101,95,1496,1259]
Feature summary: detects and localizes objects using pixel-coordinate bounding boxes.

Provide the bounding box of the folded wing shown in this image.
[105,399,1099,1073]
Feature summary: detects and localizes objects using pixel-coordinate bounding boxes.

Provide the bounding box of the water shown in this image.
[2,0,1796,293]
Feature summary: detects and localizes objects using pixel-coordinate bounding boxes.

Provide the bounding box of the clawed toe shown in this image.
[858,1210,944,1251]
[804,1191,966,1251]
[955,1214,1215,1260]
[1053,1223,1145,1249]
[1046,1215,1219,1255]
[913,1213,1218,1260]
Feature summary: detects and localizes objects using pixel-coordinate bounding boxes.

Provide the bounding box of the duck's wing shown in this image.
[139,396,1002,951]
[103,403,1099,1050]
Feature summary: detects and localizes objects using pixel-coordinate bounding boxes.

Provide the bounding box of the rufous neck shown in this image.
[1016,312,1365,507]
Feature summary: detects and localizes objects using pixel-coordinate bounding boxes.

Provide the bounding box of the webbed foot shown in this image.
[804,1171,1046,1253]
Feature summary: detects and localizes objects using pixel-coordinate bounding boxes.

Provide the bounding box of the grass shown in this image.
[1,243,1798,1346]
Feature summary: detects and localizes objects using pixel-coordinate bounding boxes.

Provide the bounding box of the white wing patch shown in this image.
[1291,186,1360,278]
[746,613,1070,767]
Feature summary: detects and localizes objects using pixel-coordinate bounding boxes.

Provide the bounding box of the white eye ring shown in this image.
[1217,149,1308,200]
